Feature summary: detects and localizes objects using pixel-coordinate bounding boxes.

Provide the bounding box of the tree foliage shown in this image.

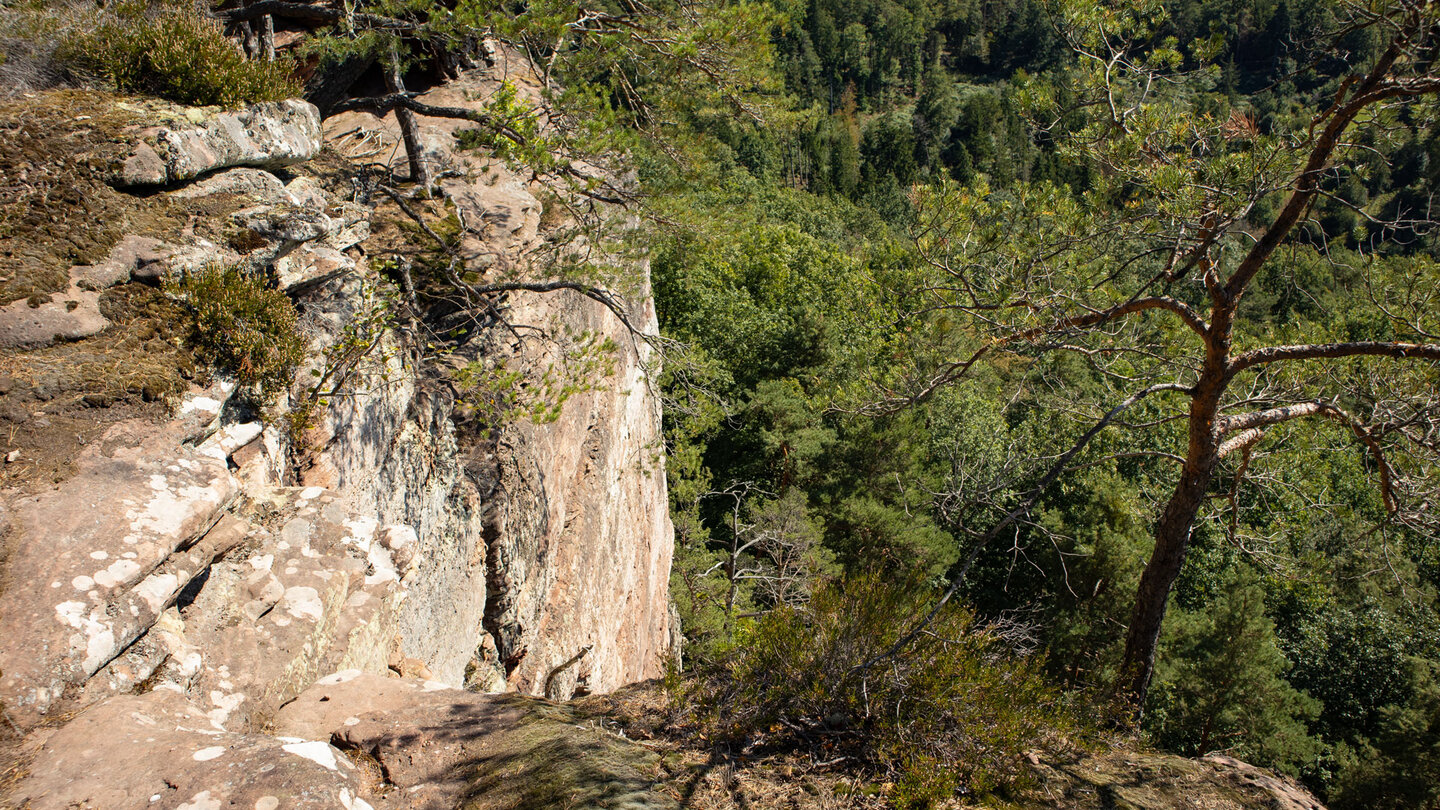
[652,1,1440,806]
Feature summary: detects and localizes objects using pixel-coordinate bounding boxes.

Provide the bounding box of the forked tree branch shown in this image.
[1216,400,1399,510]
[330,94,634,204]
[330,93,532,148]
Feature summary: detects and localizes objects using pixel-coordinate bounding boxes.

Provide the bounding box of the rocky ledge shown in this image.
[1,64,674,810]
[0,59,1325,810]
[11,672,676,810]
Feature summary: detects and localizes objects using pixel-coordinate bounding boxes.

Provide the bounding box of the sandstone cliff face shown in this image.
[483,283,674,699]
[0,62,674,808]
[314,57,674,698]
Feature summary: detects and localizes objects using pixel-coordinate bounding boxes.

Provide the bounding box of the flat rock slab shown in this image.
[118,99,321,187]
[274,671,677,810]
[168,487,409,731]
[1025,749,1327,810]
[0,235,170,348]
[0,411,238,727]
[9,688,369,810]
[0,282,109,348]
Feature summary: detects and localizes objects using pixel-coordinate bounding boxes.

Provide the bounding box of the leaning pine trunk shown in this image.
[1118,311,1233,718]
[1117,459,1216,713]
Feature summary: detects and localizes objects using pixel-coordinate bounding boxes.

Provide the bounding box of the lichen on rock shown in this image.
[0,59,679,809]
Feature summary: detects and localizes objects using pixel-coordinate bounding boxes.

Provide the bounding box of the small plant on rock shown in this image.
[58,0,299,107]
[170,263,303,397]
[454,329,618,429]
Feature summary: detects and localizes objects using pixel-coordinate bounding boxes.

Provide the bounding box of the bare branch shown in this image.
[329,93,532,149]
[1216,400,1400,510]
[1218,401,1328,434]
[1222,16,1415,301]
[1230,341,1440,373]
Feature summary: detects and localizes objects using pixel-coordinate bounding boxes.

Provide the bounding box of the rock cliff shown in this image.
[0,46,1328,810]
[0,56,674,808]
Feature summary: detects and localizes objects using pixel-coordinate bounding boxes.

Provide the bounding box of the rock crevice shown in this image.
[1,69,675,810]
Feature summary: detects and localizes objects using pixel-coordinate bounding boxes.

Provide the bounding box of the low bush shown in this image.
[691,574,1080,808]
[171,264,304,396]
[57,0,300,107]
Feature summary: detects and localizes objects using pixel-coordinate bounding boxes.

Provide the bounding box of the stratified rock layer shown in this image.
[0,403,239,725]
[117,98,322,186]
[2,73,674,810]
[11,672,677,810]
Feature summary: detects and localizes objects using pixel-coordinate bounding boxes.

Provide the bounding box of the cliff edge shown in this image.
[0,54,673,809]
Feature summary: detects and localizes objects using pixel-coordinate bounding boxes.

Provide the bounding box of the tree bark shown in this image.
[259,13,275,62]
[238,0,258,58]
[1118,288,1235,716]
[1117,392,1224,714]
[383,47,431,193]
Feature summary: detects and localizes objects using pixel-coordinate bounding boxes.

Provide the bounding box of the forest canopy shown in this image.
[649,0,1440,807]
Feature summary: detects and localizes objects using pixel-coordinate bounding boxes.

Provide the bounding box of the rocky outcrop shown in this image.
[318,58,674,699]
[1,69,674,808]
[0,398,239,725]
[0,235,171,349]
[116,98,322,187]
[484,282,674,699]
[274,671,676,810]
[0,91,330,352]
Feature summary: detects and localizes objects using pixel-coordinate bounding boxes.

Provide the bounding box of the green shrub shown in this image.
[693,574,1079,806]
[172,264,304,396]
[58,1,300,107]
[1146,572,1320,776]
[454,329,617,427]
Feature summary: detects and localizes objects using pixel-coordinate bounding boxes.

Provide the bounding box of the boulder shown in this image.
[117,99,322,187]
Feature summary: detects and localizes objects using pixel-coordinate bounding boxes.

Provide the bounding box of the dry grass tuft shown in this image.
[0,90,263,304]
[0,1,95,98]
